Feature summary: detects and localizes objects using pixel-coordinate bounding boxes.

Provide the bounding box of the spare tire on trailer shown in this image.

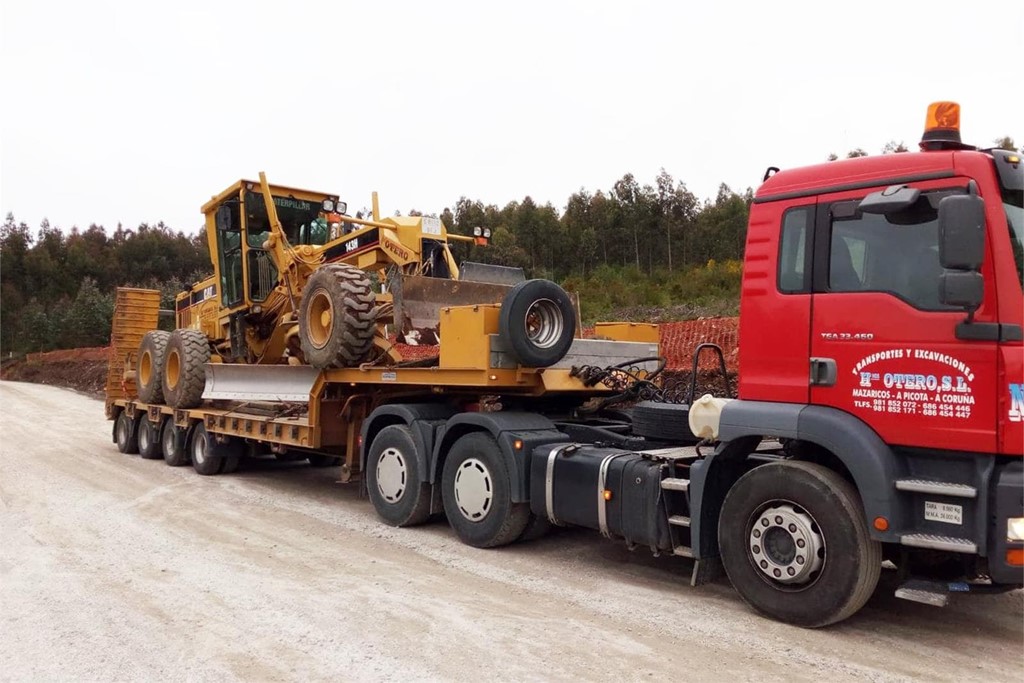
[631,401,698,443]
[498,279,576,368]
[163,329,210,408]
[137,330,170,403]
[299,264,378,369]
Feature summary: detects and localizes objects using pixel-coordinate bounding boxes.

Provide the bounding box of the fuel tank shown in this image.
[529,444,673,552]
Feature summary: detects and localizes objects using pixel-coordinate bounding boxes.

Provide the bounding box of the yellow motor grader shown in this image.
[134,173,533,409]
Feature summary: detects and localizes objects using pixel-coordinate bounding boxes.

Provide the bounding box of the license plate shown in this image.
[924,501,962,525]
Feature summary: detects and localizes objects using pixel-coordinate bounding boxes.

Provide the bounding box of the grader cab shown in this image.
[135,174,533,409]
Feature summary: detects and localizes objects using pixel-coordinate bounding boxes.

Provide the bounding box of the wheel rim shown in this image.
[748,502,825,586]
[162,423,175,455]
[523,298,563,349]
[307,289,334,349]
[165,349,180,390]
[138,421,149,451]
[194,432,207,465]
[453,457,493,522]
[140,351,152,386]
[376,447,407,503]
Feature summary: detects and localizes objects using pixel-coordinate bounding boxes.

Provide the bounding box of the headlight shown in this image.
[322,199,335,212]
[473,226,482,237]
[483,228,492,238]
[1008,517,1024,541]
[337,201,348,215]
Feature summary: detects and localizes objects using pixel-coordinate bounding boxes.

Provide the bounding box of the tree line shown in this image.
[4,135,1018,354]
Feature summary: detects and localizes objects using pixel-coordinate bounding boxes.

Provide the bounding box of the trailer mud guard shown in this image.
[432,412,568,503]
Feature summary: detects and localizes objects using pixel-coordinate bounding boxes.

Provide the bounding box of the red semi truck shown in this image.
[108,102,1022,627]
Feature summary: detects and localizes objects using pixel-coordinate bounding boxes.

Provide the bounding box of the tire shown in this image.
[138,418,162,459]
[115,411,139,454]
[718,461,882,628]
[442,432,529,548]
[498,279,575,367]
[298,264,377,369]
[307,454,341,468]
[163,329,210,409]
[136,330,170,403]
[161,417,189,466]
[631,401,698,443]
[189,423,222,476]
[365,425,431,527]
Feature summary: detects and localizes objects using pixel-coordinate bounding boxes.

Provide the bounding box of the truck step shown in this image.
[669,515,691,527]
[894,586,949,608]
[894,479,977,499]
[900,533,977,554]
[661,478,690,492]
[673,546,694,558]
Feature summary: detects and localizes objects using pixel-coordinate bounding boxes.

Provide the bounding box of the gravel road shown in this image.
[1,381,1021,682]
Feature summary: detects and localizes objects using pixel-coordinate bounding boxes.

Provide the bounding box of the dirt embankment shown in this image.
[0,319,739,399]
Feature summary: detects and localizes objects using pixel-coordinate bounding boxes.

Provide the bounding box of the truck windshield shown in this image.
[244,191,329,247]
[1003,186,1024,289]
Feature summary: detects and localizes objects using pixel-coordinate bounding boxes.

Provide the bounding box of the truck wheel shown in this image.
[307,454,342,468]
[718,461,881,628]
[189,423,223,475]
[163,329,210,408]
[442,432,529,548]
[161,417,189,466]
[366,425,431,527]
[299,264,377,369]
[499,279,576,368]
[138,418,162,459]
[136,331,170,403]
[115,411,139,454]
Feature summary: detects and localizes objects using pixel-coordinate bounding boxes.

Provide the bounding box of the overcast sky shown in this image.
[2,1,1021,236]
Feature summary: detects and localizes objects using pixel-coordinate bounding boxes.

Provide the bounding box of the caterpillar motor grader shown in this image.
[134,173,524,409]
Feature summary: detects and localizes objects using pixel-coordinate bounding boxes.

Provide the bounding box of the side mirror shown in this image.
[940,271,983,309]
[216,205,233,232]
[938,195,985,270]
[858,185,921,214]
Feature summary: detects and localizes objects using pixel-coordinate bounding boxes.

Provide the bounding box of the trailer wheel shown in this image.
[499,279,576,368]
[138,418,162,459]
[189,423,222,476]
[442,432,529,548]
[164,330,210,409]
[299,264,378,369]
[718,461,881,628]
[136,331,170,403]
[366,425,431,527]
[115,411,139,454]
[160,417,189,466]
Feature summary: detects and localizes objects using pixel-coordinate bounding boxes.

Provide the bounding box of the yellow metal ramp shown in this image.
[105,288,161,410]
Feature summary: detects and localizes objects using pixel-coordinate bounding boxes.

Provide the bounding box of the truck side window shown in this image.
[778,206,812,293]
[827,191,957,310]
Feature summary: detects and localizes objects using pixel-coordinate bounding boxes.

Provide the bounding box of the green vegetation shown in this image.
[1,169,751,354]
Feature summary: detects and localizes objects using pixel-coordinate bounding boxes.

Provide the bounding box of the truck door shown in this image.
[809,181,998,453]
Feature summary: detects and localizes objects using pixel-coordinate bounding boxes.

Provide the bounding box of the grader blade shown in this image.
[203,364,321,402]
[392,271,523,344]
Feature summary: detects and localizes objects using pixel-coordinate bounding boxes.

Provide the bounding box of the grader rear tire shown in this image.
[299,264,377,369]
[163,329,210,408]
[137,331,170,403]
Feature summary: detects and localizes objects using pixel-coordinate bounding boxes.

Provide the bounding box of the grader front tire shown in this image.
[163,329,210,409]
[298,264,377,369]
[137,330,170,403]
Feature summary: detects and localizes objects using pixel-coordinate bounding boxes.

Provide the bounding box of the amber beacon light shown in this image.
[920,101,968,150]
